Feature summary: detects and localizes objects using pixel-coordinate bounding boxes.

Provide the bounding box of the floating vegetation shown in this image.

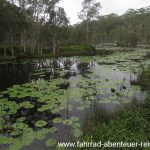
[19,101,34,109]
[63,119,73,126]
[46,138,57,147]
[71,116,79,122]
[35,120,48,128]
[0,48,150,150]
[73,128,83,138]
[53,118,63,124]
[49,127,58,133]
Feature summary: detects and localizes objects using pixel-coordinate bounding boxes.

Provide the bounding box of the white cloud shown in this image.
[59,0,82,24]
[100,0,150,15]
[59,0,150,24]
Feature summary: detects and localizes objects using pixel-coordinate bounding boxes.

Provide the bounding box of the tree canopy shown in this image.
[0,0,150,57]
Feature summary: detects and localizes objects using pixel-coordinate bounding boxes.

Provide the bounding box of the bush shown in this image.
[59,44,96,55]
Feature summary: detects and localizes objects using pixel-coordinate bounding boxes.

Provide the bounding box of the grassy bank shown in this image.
[0,44,96,61]
[59,45,96,56]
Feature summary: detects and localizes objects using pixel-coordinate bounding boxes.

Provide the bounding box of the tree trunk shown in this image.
[10,35,14,56]
[11,47,14,56]
[37,44,40,55]
[53,33,57,55]
[4,44,7,57]
[92,22,95,46]
[53,41,57,55]
[4,36,7,57]
[57,41,60,54]
[86,21,89,44]
[23,29,26,54]
[41,48,43,55]
[21,32,23,50]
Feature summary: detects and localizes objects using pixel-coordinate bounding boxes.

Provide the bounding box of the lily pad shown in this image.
[16,117,26,123]
[63,119,73,126]
[73,129,83,138]
[72,123,81,128]
[53,118,63,124]
[10,130,22,136]
[71,116,79,122]
[46,138,57,147]
[49,127,58,133]
[13,122,28,130]
[51,108,60,113]
[35,120,47,128]
[19,102,34,109]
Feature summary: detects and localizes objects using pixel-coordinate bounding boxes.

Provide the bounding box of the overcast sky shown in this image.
[59,0,150,24]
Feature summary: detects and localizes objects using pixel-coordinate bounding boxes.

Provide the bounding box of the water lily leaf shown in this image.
[49,127,58,133]
[16,117,26,123]
[71,116,79,122]
[53,118,63,124]
[46,138,57,147]
[51,108,60,113]
[36,128,49,140]
[73,129,83,138]
[63,119,73,126]
[13,122,28,130]
[10,130,22,136]
[35,120,47,128]
[8,108,18,115]
[19,102,34,109]
[72,123,81,128]
[37,105,49,112]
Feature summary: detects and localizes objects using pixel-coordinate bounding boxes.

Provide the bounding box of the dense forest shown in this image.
[0,0,69,57]
[0,0,150,58]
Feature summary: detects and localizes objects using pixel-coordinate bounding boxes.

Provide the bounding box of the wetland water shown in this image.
[0,48,150,150]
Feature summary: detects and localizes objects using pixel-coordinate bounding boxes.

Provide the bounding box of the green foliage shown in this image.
[46,138,57,147]
[0,0,150,58]
[73,128,83,138]
[82,106,150,147]
[118,31,138,47]
[0,48,150,150]
[138,70,150,90]
[49,127,58,133]
[35,120,47,128]
[60,45,96,55]
[71,116,79,122]
[68,6,150,47]
[83,69,150,148]
[0,0,69,58]
[53,118,63,124]
[63,119,73,126]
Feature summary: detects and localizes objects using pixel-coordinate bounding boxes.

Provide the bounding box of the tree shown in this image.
[79,0,101,44]
[0,0,26,56]
[16,0,30,53]
[45,0,69,55]
[127,31,138,47]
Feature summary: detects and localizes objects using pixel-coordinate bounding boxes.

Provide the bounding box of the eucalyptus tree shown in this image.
[0,0,26,56]
[79,0,101,45]
[15,0,30,53]
[45,0,69,55]
[28,0,46,54]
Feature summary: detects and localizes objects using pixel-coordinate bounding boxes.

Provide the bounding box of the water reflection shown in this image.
[0,57,148,150]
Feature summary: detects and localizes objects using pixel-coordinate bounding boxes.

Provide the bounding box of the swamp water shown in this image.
[0,48,150,150]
